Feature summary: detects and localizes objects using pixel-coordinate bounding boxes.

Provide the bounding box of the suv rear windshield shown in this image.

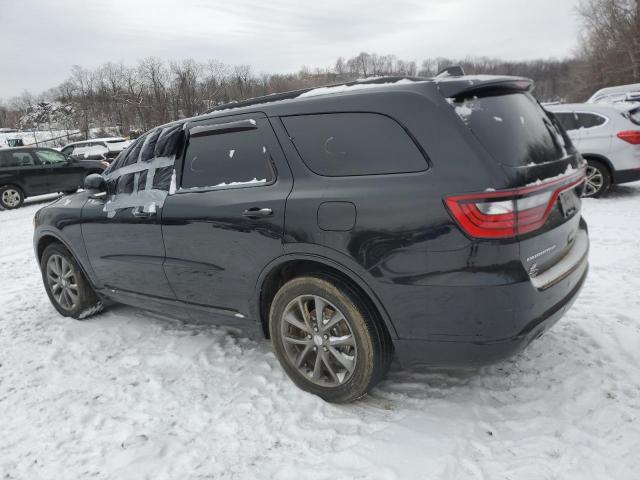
[449,92,567,166]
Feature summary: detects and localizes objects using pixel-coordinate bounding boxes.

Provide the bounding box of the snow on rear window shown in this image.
[447,92,568,167]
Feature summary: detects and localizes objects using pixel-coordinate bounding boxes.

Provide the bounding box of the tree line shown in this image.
[0,0,637,137]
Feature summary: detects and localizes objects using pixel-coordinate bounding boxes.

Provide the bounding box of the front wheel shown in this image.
[0,185,24,209]
[584,160,611,198]
[40,243,102,319]
[269,275,392,403]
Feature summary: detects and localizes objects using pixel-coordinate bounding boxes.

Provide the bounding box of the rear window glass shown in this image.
[282,113,427,176]
[450,92,567,166]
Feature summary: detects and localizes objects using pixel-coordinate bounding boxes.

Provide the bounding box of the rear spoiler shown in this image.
[435,75,534,99]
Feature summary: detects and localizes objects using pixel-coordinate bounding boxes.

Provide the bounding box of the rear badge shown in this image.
[529,263,539,278]
[526,245,557,263]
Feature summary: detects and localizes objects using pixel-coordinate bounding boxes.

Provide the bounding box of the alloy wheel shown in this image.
[584,165,604,197]
[280,295,357,387]
[46,254,79,310]
[1,189,21,207]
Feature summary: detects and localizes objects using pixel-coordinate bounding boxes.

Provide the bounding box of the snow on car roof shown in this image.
[63,137,127,147]
[587,83,640,102]
[546,102,639,113]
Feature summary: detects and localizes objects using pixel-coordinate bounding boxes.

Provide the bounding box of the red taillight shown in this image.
[617,130,640,145]
[445,168,586,239]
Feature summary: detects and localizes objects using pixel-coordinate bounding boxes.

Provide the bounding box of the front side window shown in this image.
[282,113,427,176]
[181,126,274,189]
[35,150,67,164]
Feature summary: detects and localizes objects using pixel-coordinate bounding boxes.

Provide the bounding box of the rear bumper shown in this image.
[394,261,587,368]
[392,217,589,368]
[613,167,640,185]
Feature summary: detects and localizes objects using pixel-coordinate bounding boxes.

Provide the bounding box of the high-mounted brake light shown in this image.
[617,130,640,145]
[445,168,586,239]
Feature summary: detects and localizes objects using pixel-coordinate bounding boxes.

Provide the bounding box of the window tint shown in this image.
[576,113,606,129]
[282,113,426,176]
[35,150,67,164]
[61,146,74,155]
[553,112,580,131]
[181,127,274,189]
[0,151,35,167]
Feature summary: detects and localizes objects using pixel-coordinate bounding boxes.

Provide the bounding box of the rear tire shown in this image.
[269,275,392,403]
[584,159,611,198]
[40,243,102,319]
[0,185,24,209]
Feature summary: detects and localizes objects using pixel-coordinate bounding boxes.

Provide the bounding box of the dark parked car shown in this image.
[0,147,106,209]
[33,75,589,402]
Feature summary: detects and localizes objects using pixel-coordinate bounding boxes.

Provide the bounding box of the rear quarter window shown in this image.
[282,113,427,176]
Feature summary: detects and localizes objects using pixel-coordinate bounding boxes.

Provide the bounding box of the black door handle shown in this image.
[242,207,273,218]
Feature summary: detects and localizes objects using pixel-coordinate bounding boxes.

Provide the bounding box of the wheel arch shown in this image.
[254,254,399,341]
[35,232,98,290]
[0,182,26,198]
[581,153,614,178]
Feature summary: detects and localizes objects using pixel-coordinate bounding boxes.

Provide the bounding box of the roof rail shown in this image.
[206,76,427,113]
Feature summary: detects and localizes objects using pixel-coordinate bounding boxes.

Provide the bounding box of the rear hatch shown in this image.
[440,77,587,285]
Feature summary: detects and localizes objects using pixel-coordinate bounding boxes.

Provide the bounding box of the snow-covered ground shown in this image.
[1,186,639,480]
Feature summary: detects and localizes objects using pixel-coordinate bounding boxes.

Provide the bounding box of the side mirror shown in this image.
[84,173,105,191]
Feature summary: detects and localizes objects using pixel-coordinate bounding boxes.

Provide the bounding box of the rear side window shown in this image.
[181,127,274,189]
[576,113,606,129]
[0,151,35,167]
[450,92,567,166]
[282,113,427,176]
[553,112,580,131]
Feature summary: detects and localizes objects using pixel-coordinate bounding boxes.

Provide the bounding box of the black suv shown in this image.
[33,76,589,402]
[0,147,106,209]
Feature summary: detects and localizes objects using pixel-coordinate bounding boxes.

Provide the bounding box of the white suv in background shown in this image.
[587,83,640,104]
[61,137,131,162]
[546,103,640,197]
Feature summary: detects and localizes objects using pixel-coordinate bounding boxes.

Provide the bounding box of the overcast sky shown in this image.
[0,0,581,99]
